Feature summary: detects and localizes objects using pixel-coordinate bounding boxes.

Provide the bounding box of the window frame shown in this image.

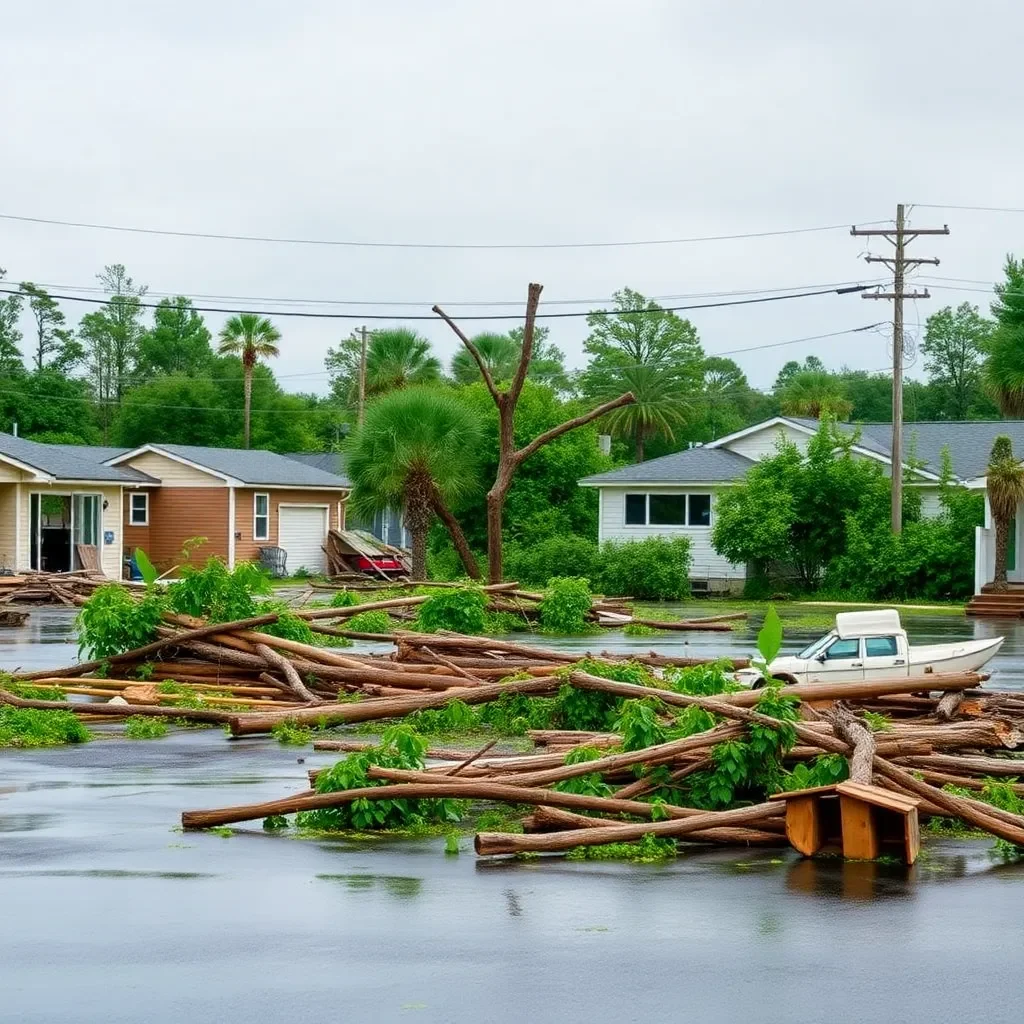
[253,492,270,542]
[622,492,713,528]
[129,492,149,527]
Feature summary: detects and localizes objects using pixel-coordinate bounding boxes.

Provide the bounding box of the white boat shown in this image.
[736,609,1003,687]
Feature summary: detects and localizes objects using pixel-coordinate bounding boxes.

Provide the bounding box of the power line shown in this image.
[914,203,1024,215]
[0,283,870,321]
[0,211,887,250]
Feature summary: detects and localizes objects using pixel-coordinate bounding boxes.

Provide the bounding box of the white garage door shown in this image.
[278,505,329,575]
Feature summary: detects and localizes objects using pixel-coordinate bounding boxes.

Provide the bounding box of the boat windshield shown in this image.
[797,633,835,660]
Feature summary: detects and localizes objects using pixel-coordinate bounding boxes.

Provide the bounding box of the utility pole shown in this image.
[852,205,948,534]
[357,325,368,427]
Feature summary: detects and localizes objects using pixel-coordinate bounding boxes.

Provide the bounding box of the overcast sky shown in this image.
[2,0,1021,396]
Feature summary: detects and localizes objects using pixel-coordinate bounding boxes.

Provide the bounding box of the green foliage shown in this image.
[263,814,289,831]
[258,610,320,646]
[663,661,739,696]
[503,534,600,587]
[5,682,66,701]
[983,256,1024,417]
[623,622,659,636]
[133,548,159,586]
[444,832,461,855]
[862,711,892,732]
[167,559,271,623]
[556,683,622,732]
[672,705,718,737]
[407,699,479,734]
[124,716,168,740]
[478,690,558,735]
[483,611,530,634]
[416,588,487,634]
[271,719,312,746]
[922,303,991,418]
[329,590,359,607]
[757,605,783,664]
[553,745,612,797]
[0,706,91,748]
[598,536,692,600]
[77,585,167,658]
[781,754,849,792]
[539,577,596,634]
[343,610,394,634]
[566,833,678,861]
[111,374,235,447]
[296,726,464,831]
[614,698,667,751]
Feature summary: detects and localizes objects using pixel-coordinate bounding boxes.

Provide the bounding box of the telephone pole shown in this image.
[851,204,949,534]
[357,325,368,427]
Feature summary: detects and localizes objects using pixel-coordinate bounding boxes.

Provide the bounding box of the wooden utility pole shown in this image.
[852,205,948,534]
[357,325,368,426]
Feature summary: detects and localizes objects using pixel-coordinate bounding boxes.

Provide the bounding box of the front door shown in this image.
[859,635,907,681]
[806,637,864,683]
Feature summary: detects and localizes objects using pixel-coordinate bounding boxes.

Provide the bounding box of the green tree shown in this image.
[0,270,24,375]
[345,387,482,578]
[776,369,852,420]
[774,355,825,393]
[690,356,753,442]
[216,313,281,448]
[138,297,213,376]
[19,281,80,371]
[0,368,99,443]
[986,435,1024,591]
[326,327,441,406]
[579,288,703,461]
[111,374,235,447]
[451,326,569,392]
[983,256,1024,416]
[921,303,991,419]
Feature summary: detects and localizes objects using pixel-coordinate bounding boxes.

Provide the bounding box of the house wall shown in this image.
[17,484,124,578]
[142,487,229,569]
[598,485,745,585]
[0,485,17,569]
[233,488,346,564]
[0,463,28,482]
[123,451,223,486]
[122,489,152,572]
[725,423,811,461]
[917,486,943,519]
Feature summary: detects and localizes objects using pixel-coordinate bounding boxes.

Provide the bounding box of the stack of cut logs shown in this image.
[0,571,140,607]
[3,584,1024,856]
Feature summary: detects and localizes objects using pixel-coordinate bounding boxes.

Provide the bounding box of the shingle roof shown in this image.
[579,446,755,485]
[283,451,352,486]
[0,434,157,483]
[127,444,350,488]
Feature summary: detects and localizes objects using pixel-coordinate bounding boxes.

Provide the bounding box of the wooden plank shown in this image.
[839,794,880,861]
[784,796,823,856]
[836,780,919,814]
[76,544,100,572]
[904,808,921,866]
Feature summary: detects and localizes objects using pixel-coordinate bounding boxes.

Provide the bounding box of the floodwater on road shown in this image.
[3,602,1024,1023]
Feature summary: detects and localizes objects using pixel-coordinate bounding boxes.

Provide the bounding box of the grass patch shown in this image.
[272,719,312,746]
[124,716,168,740]
[0,706,91,748]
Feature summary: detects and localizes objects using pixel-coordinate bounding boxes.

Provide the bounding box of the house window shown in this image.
[624,494,647,525]
[865,636,898,657]
[624,492,712,527]
[688,494,711,526]
[129,493,148,526]
[649,494,686,525]
[254,493,270,541]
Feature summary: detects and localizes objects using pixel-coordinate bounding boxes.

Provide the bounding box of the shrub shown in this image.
[416,588,487,634]
[504,535,600,587]
[329,590,359,608]
[344,610,395,634]
[77,585,167,659]
[167,559,271,622]
[598,536,692,600]
[124,716,168,740]
[539,577,595,634]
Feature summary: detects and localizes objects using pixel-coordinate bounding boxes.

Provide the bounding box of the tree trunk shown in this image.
[430,488,480,579]
[410,526,427,580]
[993,516,1009,590]
[635,429,645,463]
[243,363,253,449]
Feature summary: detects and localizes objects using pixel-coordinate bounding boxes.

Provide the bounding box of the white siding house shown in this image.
[578,415,980,595]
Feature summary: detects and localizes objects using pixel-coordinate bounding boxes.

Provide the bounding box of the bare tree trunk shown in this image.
[434,283,635,584]
[635,429,645,463]
[430,489,480,579]
[410,527,427,580]
[994,516,1009,591]
[243,363,253,449]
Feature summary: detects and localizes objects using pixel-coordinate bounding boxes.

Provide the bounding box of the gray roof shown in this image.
[580,446,754,485]
[125,444,350,488]
[283,451,352,486]
[0,434,157,483]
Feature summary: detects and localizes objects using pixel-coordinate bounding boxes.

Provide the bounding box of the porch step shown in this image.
[966,592,1024,617]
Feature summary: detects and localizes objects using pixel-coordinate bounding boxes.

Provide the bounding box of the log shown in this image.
[626,618,733,633]
[254,644,321,704]
[227,676,560,736]
[0,689,233,724]
[936,690,965,722]
[895,754,1024,777]
[825,706,876,784]
[909,769,1024,797]
[181,779,736,831]
[474,802,782,856]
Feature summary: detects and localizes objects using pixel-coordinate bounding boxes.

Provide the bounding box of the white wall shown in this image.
[725,423,811,461]
[598,486,745,580]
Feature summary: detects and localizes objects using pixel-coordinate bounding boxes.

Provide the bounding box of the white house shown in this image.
[579,415,1024,596]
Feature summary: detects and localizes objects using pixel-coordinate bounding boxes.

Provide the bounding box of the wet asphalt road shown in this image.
[3,606,1024,1023]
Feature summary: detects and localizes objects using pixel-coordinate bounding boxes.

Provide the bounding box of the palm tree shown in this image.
[451,333,519,385]
[217,313,281,448]
[596,363,689,462]
[982,256,1024,415]
[777,370,852,420]
[364,328,441,395]
[987,435,1024,591]
[345,387,481,579]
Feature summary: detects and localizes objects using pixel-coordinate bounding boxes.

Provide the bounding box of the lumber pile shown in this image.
[0,572,142,606]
